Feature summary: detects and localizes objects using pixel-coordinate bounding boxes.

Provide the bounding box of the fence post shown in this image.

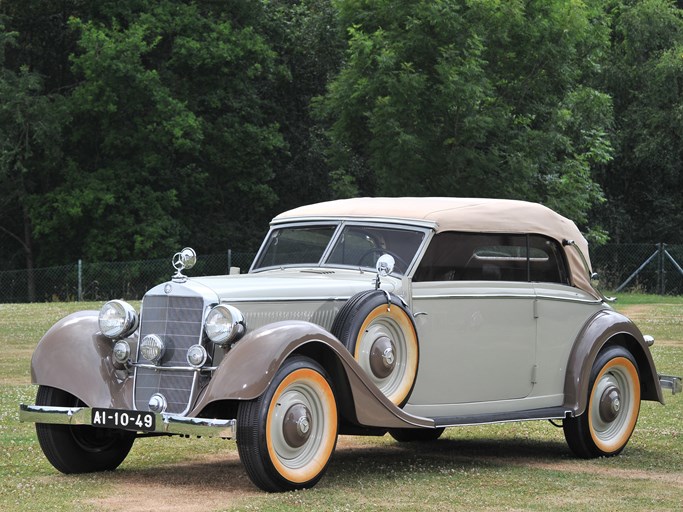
[227,249,232,274]
[78,259,83,302]
[658,243,666,295]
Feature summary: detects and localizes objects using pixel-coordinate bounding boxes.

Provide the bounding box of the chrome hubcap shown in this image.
[369,335,396,378]
[599,385,621,423]
[282,403,312,448]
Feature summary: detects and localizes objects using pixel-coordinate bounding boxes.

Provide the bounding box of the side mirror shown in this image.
[374,254,395,290]
[376,254,395,277]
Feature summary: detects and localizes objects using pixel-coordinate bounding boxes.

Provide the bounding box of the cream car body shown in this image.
[20,197,680,492]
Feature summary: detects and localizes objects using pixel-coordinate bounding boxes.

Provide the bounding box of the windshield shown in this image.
[252,223,427,275]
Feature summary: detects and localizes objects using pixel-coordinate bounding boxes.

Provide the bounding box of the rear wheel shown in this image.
[563,346,641,458]
[35,386,135,473]
[237,356,338,492]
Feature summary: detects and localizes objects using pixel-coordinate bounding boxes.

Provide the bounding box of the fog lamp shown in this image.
[140,334,165,364]
[112,340,131,365]
[186,344,208,368]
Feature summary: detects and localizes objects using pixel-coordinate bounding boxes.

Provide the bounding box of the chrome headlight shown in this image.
[98,300,138,339]
[205,304,246,346]
[140,334,165,364]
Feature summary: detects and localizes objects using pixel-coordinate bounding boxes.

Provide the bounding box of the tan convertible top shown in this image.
[274,197,598,298]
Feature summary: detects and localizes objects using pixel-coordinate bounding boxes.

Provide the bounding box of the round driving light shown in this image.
[140,334,165,364]
[99,300,139,339]
[112,340,131,365]
[186,344,208,368]
[205,304,246,346]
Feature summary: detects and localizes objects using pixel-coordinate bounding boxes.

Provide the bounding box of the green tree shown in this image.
[262,0,346,213]
[27,1,287,262]
[316,0,612,237]
[0,20,67,299]
[596,0,683,243]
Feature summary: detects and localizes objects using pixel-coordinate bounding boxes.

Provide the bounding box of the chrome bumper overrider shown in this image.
[19,404,236,439]
[659,374,682,395]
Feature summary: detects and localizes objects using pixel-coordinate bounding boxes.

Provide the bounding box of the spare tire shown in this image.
[331,290,419,406]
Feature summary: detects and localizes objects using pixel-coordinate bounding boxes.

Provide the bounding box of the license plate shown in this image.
[92,408,156,432]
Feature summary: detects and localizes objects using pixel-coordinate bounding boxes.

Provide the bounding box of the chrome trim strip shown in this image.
[131,362,218,372]
[533,294,603,305]
[270,216,438,229]
[412,292,602,305]
[220,296,351,303]
[412,293,535,300]
[19,404,236,439]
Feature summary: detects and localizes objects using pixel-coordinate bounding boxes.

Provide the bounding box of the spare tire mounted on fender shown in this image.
[331,290,419,406]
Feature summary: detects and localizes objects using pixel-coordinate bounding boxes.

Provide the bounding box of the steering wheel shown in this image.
[357,249,409,274]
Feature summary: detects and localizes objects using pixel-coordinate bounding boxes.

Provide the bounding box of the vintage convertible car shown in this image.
[20,197,681,492]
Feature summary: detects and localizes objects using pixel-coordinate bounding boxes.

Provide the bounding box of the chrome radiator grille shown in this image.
[134,294,205,414]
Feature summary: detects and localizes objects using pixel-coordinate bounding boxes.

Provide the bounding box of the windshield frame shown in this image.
[250,220,432,276]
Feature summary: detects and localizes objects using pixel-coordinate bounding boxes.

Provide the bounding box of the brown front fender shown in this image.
[29,311,134,409]
[563,309,664,416]
[190,320,433,429]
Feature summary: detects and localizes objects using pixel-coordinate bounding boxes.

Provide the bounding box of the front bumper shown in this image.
[659,374,682,395]
[19,404,236,439]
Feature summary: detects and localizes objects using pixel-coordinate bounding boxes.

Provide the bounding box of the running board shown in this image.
[433,407,571,428]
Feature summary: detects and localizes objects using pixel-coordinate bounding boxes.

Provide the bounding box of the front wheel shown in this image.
[35,386,135,473]
[563,346,641,458]
[237,356,338,492]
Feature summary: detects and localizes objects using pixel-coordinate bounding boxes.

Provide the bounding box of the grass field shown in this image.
[1,296,681,511]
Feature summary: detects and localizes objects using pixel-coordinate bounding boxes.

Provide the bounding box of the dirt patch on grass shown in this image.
[504,458,683,487]
[82,451,259,511]
[81,435,682,511]
[617,304,682,347]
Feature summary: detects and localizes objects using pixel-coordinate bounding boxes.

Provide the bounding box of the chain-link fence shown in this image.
[1,244,682,303]
[0,251,256,303]
[591,243,683,296]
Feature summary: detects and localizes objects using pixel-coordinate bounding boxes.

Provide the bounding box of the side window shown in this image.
[414,232,527,282]
[414,232,569,284]
[528,235,570,284]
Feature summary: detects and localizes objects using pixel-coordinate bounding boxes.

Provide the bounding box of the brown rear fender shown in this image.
[564,309,664,416]
[29,311,134,409]
[191,320,433,429]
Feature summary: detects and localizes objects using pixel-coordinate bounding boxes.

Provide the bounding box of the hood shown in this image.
[185,268,400,302]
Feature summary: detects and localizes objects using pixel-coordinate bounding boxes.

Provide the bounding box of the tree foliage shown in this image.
[1,0,683,279]
[316,0,613,238]
[596,0,683,242]
[0,17,68,297]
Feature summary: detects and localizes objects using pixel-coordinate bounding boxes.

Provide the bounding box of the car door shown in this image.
[407,232,537,412]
